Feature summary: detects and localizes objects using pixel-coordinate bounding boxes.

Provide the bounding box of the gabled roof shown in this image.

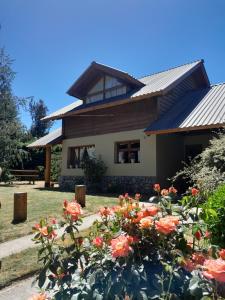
[145,83,225,134]
[133,60,209,99]
[67,61,144,98]
[27,128,62,148]
[44,59,208,120]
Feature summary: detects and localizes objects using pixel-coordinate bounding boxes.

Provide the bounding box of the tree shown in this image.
[0,48,27,178]
[29,98,52,138]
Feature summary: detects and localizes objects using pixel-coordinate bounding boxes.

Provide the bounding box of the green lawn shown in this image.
[0,183,118,242]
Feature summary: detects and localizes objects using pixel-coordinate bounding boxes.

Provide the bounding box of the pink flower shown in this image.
[219,249,225,260]
[99,207,111,217]
[203,259,225,282]
[161,189,169,196]
[111,235,132,258]
[135,193,141,201]
[182,258,196,272]
[51,218,57,225]
[168,186,177,194]
[93,236,103,248]
[153,184,160,192]
[139,216,153,229]
[205,231,211,239]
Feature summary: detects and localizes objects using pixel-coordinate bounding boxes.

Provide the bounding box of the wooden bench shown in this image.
[9,170,39,184]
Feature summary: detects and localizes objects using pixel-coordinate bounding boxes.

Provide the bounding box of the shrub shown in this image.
[32,185,225,299]
[173,130,225,194]
[201,184,225,248]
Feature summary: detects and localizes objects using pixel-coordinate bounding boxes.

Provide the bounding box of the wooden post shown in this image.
[75,185,86,207]
[45,146,51,188]
[13,192,27,223]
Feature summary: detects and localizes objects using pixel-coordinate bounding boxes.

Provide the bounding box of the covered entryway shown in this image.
[27,128,62,187]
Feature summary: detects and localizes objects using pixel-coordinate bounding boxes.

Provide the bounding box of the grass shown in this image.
[0,182,118,242]
[0,228,91,289]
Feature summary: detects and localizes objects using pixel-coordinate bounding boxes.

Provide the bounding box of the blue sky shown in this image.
[1,0,225,130]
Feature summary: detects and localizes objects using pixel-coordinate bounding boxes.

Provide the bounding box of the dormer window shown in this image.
[86,75,127,104]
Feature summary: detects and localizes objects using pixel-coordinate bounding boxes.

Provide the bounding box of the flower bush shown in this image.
[32,186,225,300]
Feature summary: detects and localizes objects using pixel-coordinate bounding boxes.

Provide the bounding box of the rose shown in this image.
[219,249,225,260]
[155,216,178,235]
[142,204,159,217]
[28,293,48,300]
[99,207,111,217]
[93,236,104,248]
[64,201,82,221]
[191,188,199,196]
[139,216,153,229]
[153,183,160,192]
[194,230,202,240]
[39,226,57,239]
[161,189,169,196]
[165,215,179,225]
[168,186,177,194]
[135,193,141,201]
[111,235,132,258]
[203,259,225,282]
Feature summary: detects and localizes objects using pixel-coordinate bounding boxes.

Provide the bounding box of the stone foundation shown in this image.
[59,175,156,195]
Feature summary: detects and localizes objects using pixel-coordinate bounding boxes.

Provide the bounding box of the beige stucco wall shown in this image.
[61,129,156,177]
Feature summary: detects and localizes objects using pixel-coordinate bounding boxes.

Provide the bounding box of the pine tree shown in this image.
[0,48,27,176]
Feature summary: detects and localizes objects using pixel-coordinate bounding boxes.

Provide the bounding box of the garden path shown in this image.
[0,213,100,259]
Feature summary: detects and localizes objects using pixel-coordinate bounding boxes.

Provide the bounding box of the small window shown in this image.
[115,140,140,164]
[67,145,95,169]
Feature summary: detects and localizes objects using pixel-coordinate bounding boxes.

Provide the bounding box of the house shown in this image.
[28,60,225,192]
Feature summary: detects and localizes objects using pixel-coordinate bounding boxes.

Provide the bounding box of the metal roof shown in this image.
[133,60,204,99]
[27,128,62,148]
[145,83,225,134]
[42,100,82,121]
[43,60,206,120]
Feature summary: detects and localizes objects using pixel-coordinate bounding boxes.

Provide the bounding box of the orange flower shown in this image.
[203,259,225,282]
[93,236,103,248]
[161,189,169,196]
[111,235,132,258]
[28,293,47,300]
[99,207,111,217]
[39,226,57,239]
[153,183,160,192]
[165,215,180,225]
[139,216,153,229]
[191,188,199,196]
[64,201,82,221]
[132,211,144,223]
[142,205,159,217]
[155,216,178,235]
[168,186,177,194]
[219,249,225,260]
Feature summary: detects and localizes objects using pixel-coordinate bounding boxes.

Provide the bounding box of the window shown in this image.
[86,75,127,104]
[115,140,140,164]
[67,145,95,168]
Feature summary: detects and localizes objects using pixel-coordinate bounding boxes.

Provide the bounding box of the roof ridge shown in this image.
[210,82,225,87]
[139,59,203,80]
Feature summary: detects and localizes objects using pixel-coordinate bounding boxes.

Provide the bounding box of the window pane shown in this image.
[88,78,104,94]
[115,140,140,164]
[105,76,121,89]
[86,93,104,103]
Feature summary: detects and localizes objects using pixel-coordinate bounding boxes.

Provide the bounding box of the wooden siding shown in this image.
[63,98,157,139]
[158,68,206,115]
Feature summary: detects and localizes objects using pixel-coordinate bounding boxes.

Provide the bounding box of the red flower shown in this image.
[127,235,139,244]
[111,235,132,258]
[168,186,177,194]
[93,236,103,248]
[191,188,199,196]
[203,259,225,282]
[153,184,160,192]
[161,189,169,196]
[194,230,202,240]
[142,204,159,217]
[219,249,225,260]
